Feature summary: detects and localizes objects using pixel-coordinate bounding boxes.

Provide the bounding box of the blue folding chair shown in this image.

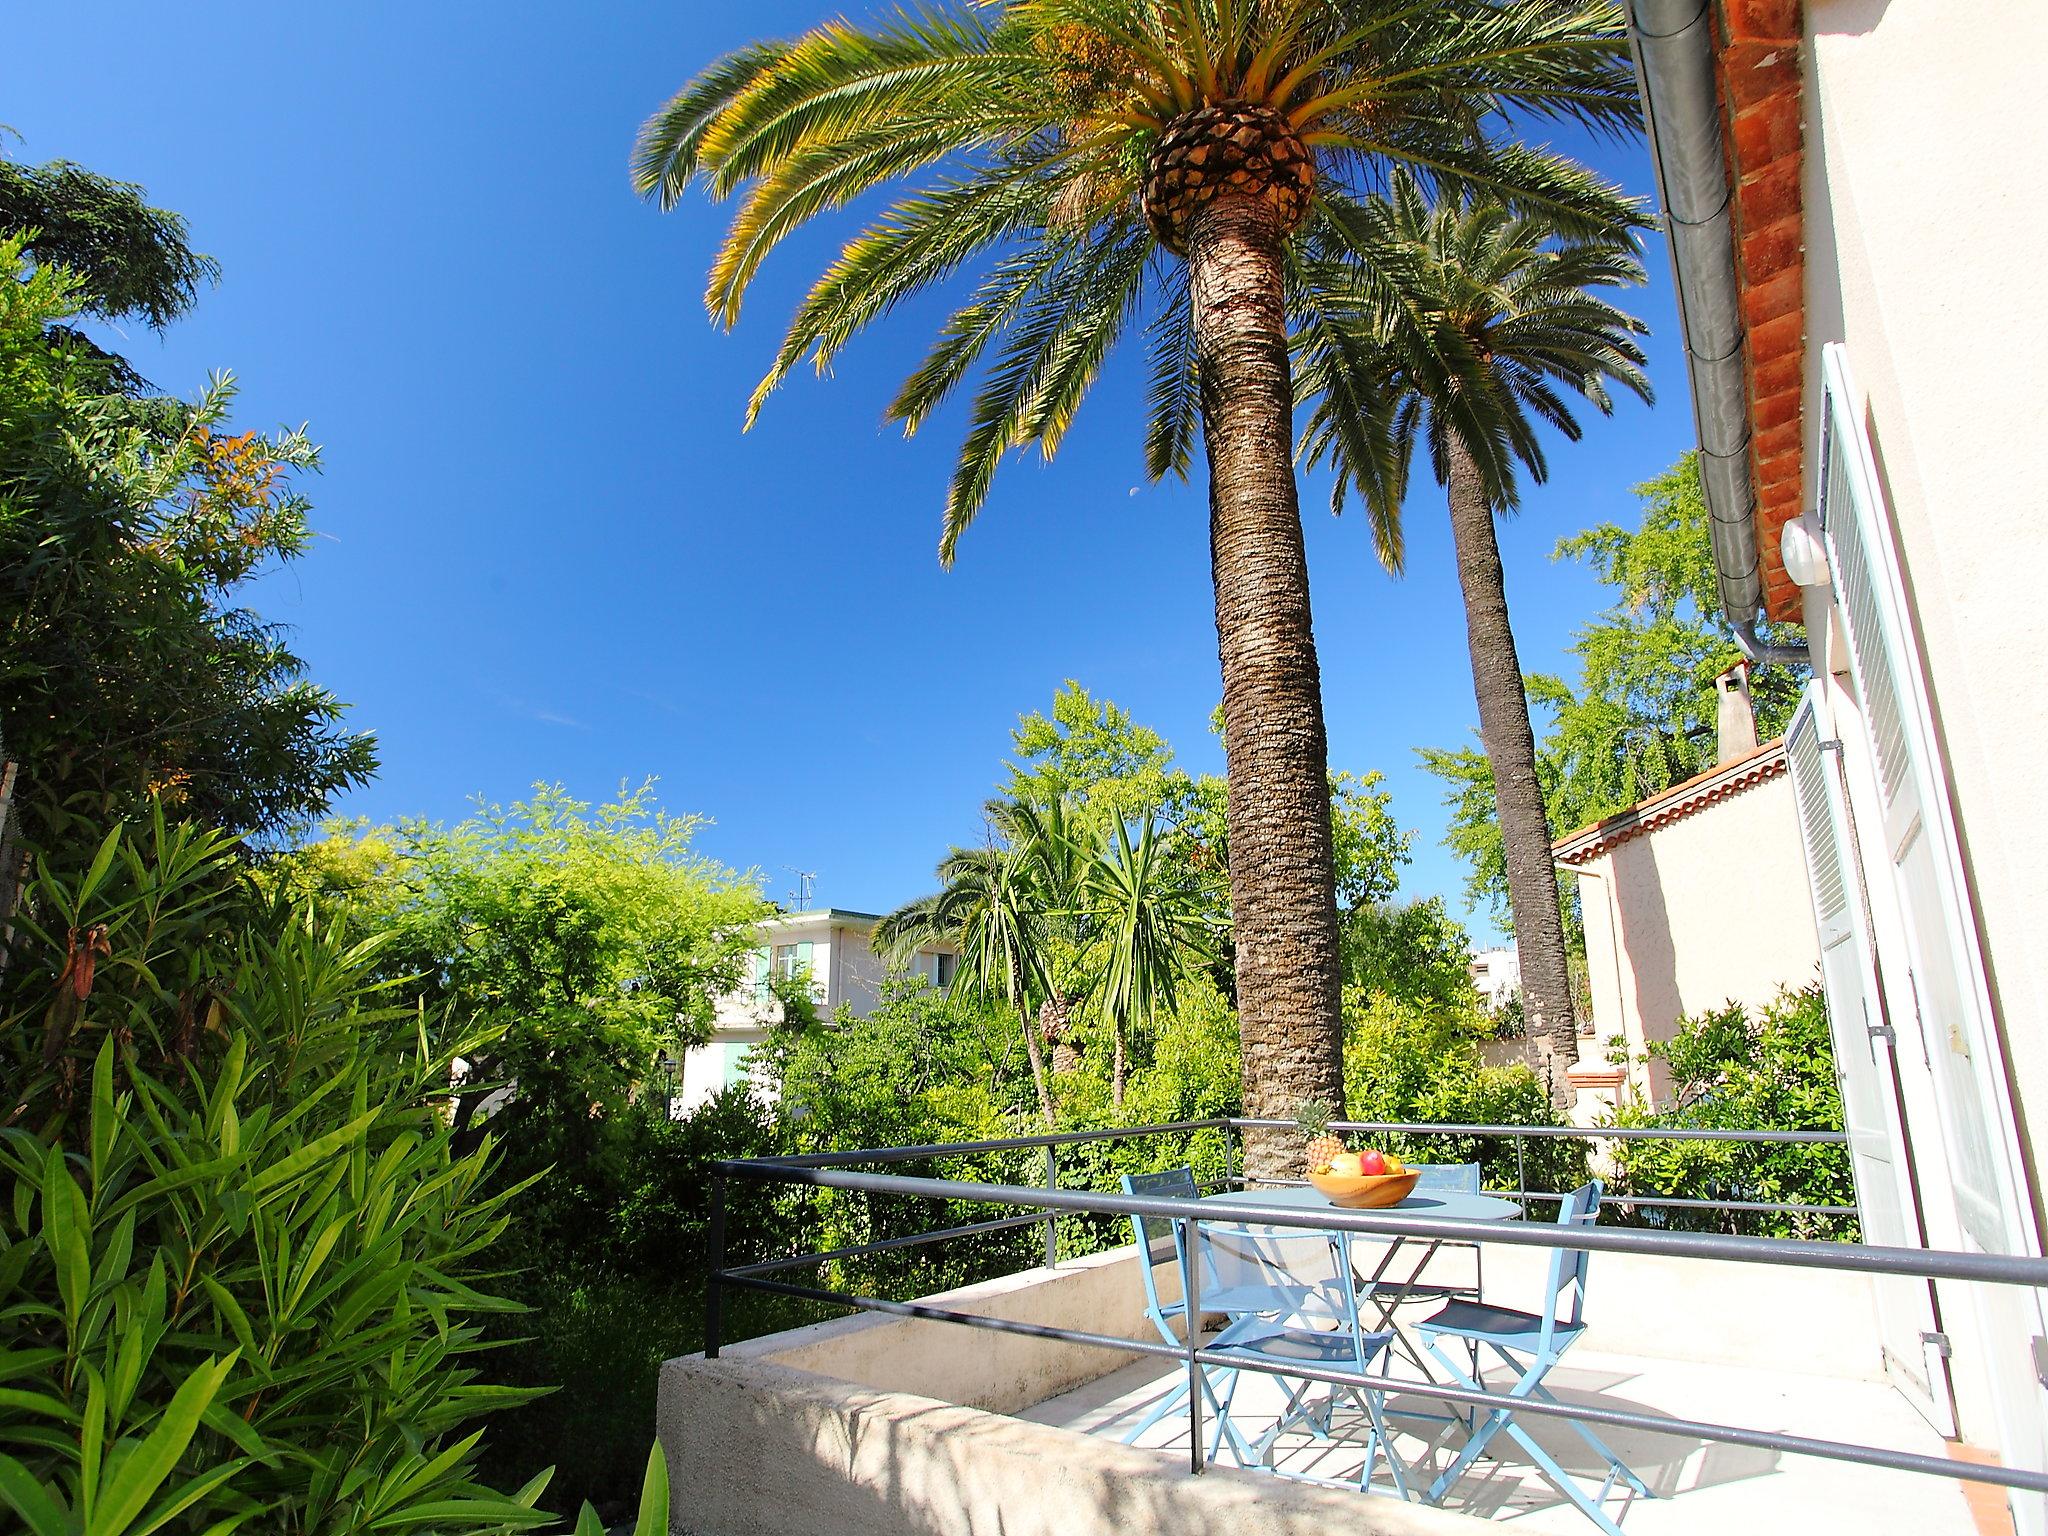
[1356,1161,1488,1385]
[1198,1220,1414,1498]
[1413,1179,1651,1535]
[1118,1169,1257,1463]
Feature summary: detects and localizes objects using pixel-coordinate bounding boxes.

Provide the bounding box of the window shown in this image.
[931,951,957,988]
[771,940,815,979]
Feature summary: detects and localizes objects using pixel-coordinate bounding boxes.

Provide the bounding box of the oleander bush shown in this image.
[0,823,670,1535]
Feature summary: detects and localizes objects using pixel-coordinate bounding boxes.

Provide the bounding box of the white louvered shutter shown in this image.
[1818,343,2044,1521]
[1787,689,1953,1432]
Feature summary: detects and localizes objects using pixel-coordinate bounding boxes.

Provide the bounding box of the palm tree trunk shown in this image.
[1185,194,1345,1181]
[1017,998,1056,1126]
[1442,438,1579,1103]
[1112,1020,1126,1110]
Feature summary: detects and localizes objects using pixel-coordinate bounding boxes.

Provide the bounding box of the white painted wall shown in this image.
[1802,0,2048,1217]
[1794,0,2048,1482]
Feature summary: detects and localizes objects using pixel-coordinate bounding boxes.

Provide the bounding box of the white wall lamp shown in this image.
[1780,510,1832,589]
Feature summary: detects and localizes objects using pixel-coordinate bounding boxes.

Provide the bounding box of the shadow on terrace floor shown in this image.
[1025,1346,1980,1534]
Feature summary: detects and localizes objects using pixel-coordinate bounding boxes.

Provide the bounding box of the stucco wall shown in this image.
[721,1241,1172,1415]
[1802,0,2048,1222]
[1801,0,2048,1468]
[1571,773,1821,1107]
[658,1355,1482,1536]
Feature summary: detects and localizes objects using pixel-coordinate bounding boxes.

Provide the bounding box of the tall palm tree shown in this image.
[875,839,1060,1122]
[1088,812,1215,1107]
[637,0,1640,1174]
[1299,174,1650,1098]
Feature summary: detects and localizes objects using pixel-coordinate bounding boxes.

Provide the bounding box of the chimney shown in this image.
[1716,660,1758,763]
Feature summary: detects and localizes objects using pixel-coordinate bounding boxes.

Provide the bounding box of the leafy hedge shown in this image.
[1607,985,1856,1238]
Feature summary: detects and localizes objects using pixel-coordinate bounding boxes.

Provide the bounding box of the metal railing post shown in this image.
[1044,1144,1059,1269]
[1515,1131,1529,1213]
[706,1170,728,1360]
[1222,1120,1237,1191]
[1182,1215,1204,1474]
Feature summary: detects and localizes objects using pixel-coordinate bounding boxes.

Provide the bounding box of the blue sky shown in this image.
[8,4,1696,940]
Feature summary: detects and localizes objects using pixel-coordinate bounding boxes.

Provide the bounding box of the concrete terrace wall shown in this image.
[659,1356,1483,1536]
[718,1241,1170,1415]
[658,1236,1888,1534]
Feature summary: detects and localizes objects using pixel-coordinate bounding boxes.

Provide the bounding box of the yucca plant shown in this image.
[637,0,1640,1174]
[1088,812,1213,1108]
[1298,173,1650,1096]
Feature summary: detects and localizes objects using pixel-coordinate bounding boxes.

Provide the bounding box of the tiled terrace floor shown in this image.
[1024,1346,1992,1535]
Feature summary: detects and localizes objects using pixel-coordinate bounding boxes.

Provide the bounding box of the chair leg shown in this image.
[1524,1379,1652,1498]
[1418,1335,1510,1501]
[1122,1373,1192,1445]
[1492,1414,1630,1536]
[1354,1386,1414,1502]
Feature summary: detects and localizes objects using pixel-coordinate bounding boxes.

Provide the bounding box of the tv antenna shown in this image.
[783,868,817,912]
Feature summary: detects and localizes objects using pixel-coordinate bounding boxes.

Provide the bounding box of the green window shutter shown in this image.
[752,947,770,997]
[796,940,813,970]
[723,1047,753,1088]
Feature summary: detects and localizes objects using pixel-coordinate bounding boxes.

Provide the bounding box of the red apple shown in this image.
[1358,1148,1388,1176]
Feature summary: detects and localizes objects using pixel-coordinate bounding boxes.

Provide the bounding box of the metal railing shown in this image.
[702,1117,2048,1506]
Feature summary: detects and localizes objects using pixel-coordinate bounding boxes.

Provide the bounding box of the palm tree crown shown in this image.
[1301,171,1652,533]
[636,1,1639,553]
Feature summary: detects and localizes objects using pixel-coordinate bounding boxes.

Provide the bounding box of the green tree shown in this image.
[875,812,1065,1122]
[273,783,768,1239]
[1300,175,1650,1097]
[636,0,1639,1175]
[1421,453,1807,926]
[0,239,376,890]
[0,154,217,331]
[1004,682,1195,836]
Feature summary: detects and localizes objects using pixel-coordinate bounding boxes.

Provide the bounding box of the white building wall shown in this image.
[1803,0,2048,1220]
[1798,0,2048,1473]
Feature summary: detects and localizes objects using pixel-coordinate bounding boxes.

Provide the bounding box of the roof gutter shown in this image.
[1626,0,1809,668]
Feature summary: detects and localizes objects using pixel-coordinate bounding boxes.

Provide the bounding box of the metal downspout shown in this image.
[1626,0,1809,667]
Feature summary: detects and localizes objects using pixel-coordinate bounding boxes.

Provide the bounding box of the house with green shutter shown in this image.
[675,907,957,1112]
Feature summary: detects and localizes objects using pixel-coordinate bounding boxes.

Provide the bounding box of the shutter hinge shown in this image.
[1867,1020,1896,1043]
[2034,1337,2048,1390]
[1820,738,1845,754]
[1922,1330,1953,1361]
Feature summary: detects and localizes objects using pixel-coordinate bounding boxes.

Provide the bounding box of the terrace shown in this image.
[659,1120,2041,1536]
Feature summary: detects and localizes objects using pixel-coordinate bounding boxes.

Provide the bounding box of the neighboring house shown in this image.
[673,908,956,1113]
[1466,946,1521,1009]
[1628,0,2047,1514]
[1554,667,1822,1110]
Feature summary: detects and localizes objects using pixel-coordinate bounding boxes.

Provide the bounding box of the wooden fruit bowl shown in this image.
[1307,1168,1421,1209]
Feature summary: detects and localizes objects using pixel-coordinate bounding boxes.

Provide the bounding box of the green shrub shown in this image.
[1343,990,1587,1197]
[0,828,551,1533]
[1607,985,1855,1238]
[0,824,672,1535]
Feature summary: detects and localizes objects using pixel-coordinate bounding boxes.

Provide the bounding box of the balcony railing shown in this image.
[702,1117,2048,1509]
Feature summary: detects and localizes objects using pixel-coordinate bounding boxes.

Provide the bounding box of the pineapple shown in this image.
[1292,1099,1344,1176]
[1141,100,1315,254]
